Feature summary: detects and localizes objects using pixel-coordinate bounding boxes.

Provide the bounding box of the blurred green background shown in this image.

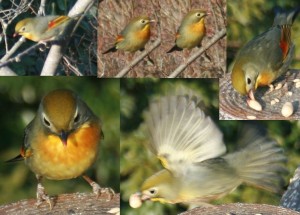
[227,0,300,70]
[0,77,120,204]
[120,79,300,215]
[0,0,98,75]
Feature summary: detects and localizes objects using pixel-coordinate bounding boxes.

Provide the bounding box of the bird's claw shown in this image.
[91,182,115,201]
[36,183,52,209]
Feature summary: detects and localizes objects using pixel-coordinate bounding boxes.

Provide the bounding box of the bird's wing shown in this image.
[47,16,70,30]
[144,88,226,177]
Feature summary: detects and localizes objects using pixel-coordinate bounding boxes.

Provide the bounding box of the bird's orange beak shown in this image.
[13,32,19,37]
[59,130,69,146]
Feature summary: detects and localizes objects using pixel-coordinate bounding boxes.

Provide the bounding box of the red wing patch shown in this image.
[280,39,289,60]
[48,16,69,29]
[116,35,124,43]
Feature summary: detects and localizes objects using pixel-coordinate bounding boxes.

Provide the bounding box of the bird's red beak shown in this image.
[248,89,255,100]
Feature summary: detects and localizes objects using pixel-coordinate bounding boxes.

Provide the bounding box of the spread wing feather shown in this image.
[144,89,226,177]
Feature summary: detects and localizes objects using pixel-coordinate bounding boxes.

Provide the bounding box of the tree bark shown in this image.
[0,192,120,215]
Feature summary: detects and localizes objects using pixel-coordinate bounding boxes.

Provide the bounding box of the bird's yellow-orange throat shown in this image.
[256,70,276,87]
[137,24,151,40]
[190,19,205,35]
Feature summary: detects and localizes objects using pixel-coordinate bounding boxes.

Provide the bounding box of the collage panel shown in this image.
[0,0,98,76]
[0,77,120,213]
[98,0,226,78]
[221,0,300,120]
[120,79,299,214]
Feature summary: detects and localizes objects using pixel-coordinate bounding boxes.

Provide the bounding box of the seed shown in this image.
[129,193,142,208]
[281,102,293,118]
[296,82,300,88]
[274,98,279,103]
[293,79,300,83]
[247,115,257,119]
[268,84,274,92]
[288,91,293,96]
[247,99,262,111]
[271,100,276,105]
[275,83,282,90]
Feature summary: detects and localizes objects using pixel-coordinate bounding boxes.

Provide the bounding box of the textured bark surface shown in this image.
[97,0,226,78]
[281,165,300,211]
[220,69,300,120]
[0,193,120,215]
[180,203,300,215]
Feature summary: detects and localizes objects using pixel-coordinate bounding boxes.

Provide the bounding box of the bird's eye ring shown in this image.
[141,19,146,24]
[247,78,251,85]
[43,117,51,127]
[74,113,80,123]
[196,13,201,17]
[149,188,157,195]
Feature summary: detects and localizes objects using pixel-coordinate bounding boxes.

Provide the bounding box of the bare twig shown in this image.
[38,0,47,16]
[115,38,161,77]
[62,56,83,76]
[168,28,226,78]
[0,39,45,69]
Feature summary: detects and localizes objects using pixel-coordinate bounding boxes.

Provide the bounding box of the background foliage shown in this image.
[227,0,300,70]
[0,0,98,75]
[0,77,120,204]
[120,79,300,215]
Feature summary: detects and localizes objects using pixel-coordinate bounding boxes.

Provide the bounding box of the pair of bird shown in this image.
[231,7,300,101]
[102,10,208,54]
[13,10,208,54]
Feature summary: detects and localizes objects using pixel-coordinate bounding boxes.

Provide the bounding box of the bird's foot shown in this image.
[36,183,52,209]
[91,182,115,201]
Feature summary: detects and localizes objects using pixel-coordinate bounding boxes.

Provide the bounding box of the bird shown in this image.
[166,10,207,53]
[14,15,77,42]
[7,89,114,209]
[129,88,286,208]
[231,7,300,100]
[102,16,155,54]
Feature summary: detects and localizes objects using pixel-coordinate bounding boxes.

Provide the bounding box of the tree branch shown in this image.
[179,203,300,215]
[168,28,226,78]
[40,0,95,76]
[0,192,120,215]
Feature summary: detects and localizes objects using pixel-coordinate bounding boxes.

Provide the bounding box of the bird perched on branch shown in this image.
[129,88,286,208]
[14,15,79,42]
[7,89,114,209]
[102,16,155,54]
[231,7,300,100]
[167,10,208,53]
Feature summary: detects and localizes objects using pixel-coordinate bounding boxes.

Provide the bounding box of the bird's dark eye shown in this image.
[141,19,146,24]
[247,78,251,85]
[74,113,80,123]
[149,189,157,195]
[196,13,201,17]
[43,117,50,127]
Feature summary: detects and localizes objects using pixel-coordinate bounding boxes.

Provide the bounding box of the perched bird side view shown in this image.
[167,10,208,53]
[7,89,114,209]
[129,89,287,209]
[231,7,300,102]
[102,16,155,54]
[14,15,79,42]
